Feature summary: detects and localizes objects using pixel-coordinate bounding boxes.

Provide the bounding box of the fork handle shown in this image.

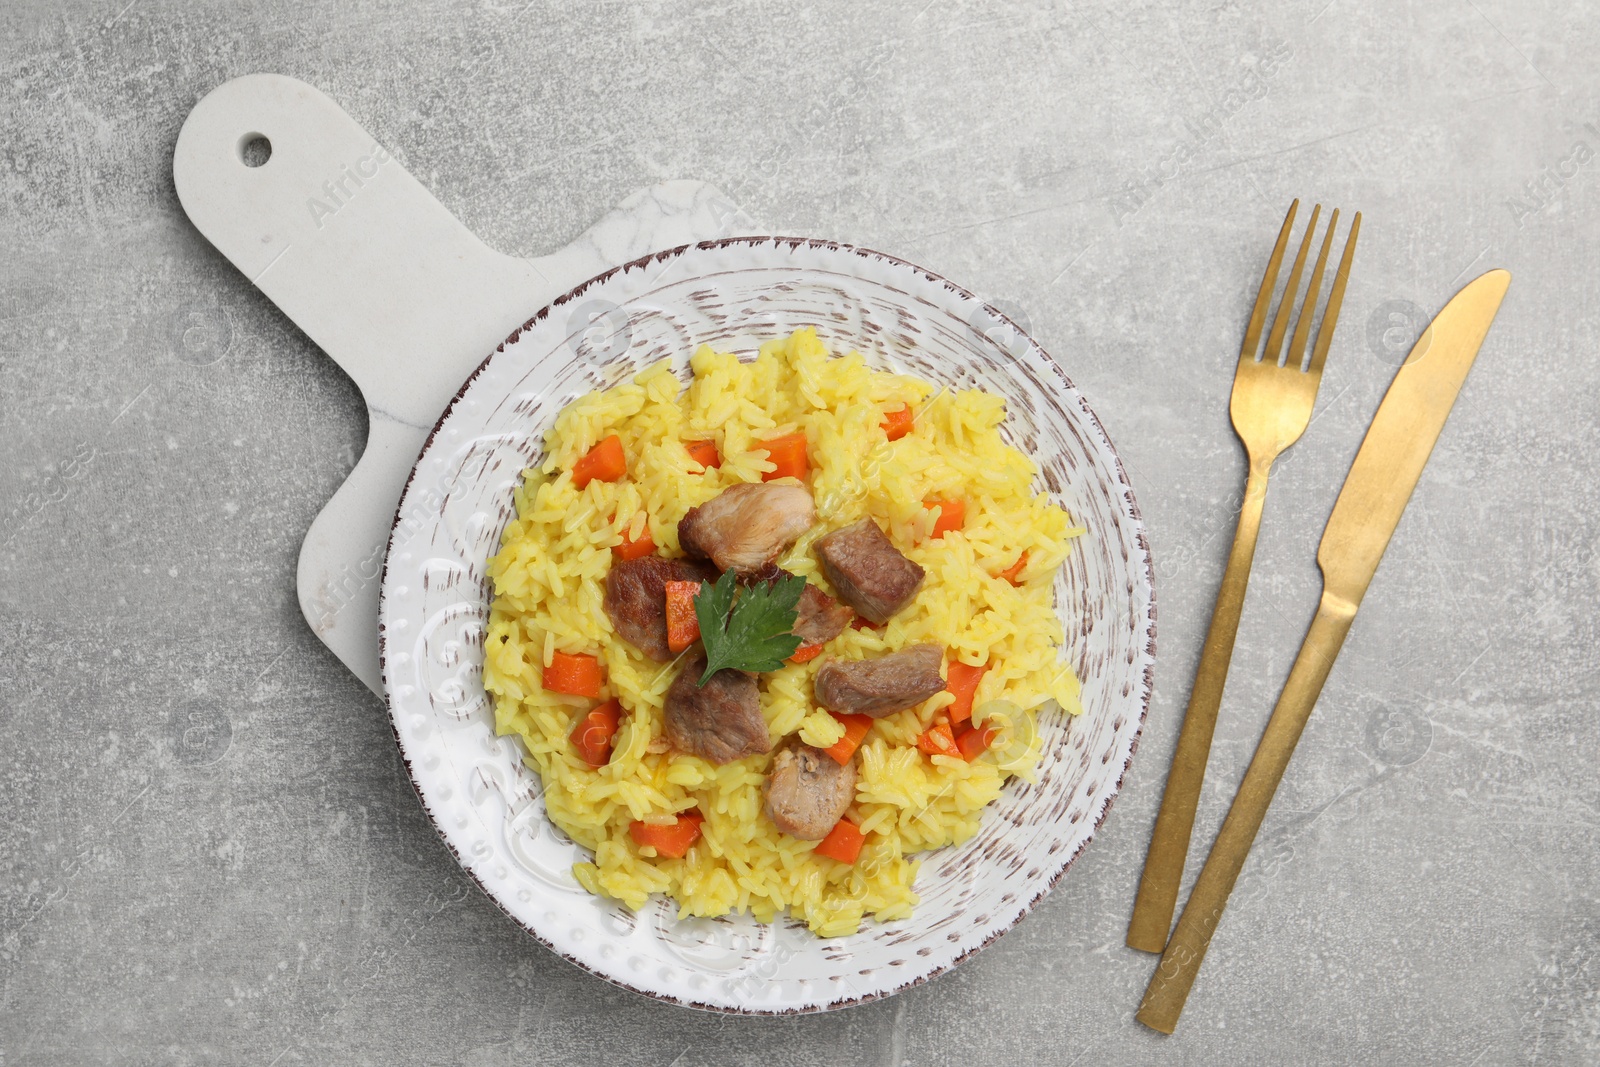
[1135,590,1356,1033]
[1126,457,1273,953]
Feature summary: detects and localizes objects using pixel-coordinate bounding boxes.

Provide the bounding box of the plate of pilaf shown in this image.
[378,237,1155,1013]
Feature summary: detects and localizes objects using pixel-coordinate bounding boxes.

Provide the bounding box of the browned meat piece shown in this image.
[603,555,719,661]
[678,482,815,575]
[765,744,858,840]
[813,644,946,717]
[663,648,770,764]
[793,583,853,647]
[813,518,925,624]
[741,567,850,650]
[742,561,785,585]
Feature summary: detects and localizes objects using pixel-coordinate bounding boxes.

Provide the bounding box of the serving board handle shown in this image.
[174,73,549,423]
[173,74,747,693]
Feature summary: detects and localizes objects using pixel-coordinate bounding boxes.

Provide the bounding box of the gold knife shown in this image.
[1135,268,1512,1034]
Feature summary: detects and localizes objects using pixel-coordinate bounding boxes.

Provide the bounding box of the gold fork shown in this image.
[1126,200,1361,953]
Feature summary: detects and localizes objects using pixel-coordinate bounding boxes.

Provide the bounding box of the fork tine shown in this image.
[1308,211,1361,377]
[1286,208,1339,373]
[1239,200,1299,364]
[1263,203,1321,365]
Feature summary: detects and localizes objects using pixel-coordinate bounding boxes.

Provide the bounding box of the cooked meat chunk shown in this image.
[814,644,946,717]
[765,744,858,840]
[793,582,854,647]
[813,518,925,624]
[603,555,719,661]
[678,482,815,575]
[664,648,770,764]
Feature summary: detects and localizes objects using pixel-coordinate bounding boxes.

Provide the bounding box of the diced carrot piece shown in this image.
[543,651,604,698]
[684,439,721,471]
[757,432,809,482]
[612,519,655,561]
[664,580,703,653]
[998,550,1029,585]
[945,660,989,725]
[570,699,622,768]
[955,721,1000,761]
[852,615,885,632]
[813,818,865,864]
[629,810,704,859]
[787,643,824,664]
[572,434,627,489]
[823,713,873,765]
[881,404,915,441]
[918,721,961,758]
[925,497,966,539]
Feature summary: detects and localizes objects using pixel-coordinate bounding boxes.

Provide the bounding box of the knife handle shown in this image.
[1135,588,1356,1033]
[1127,458,1273,952]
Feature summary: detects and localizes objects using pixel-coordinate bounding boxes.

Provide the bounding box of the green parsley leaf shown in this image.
[693,570,806,683]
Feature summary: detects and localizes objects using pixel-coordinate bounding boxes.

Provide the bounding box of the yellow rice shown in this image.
[483,328,1083,936]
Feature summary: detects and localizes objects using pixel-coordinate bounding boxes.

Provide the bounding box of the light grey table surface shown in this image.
[4,0,1597,1063]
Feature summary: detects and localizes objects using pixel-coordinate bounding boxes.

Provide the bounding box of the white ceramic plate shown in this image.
[377,237,1155,1014]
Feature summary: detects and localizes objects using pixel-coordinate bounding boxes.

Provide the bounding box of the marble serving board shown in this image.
[171,73,752,693]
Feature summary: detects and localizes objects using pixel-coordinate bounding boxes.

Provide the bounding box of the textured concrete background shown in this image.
[3,0,1597,1063]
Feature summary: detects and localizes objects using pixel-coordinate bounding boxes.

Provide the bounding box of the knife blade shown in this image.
[1317,269,1512,611]
[1135,268,1511,1034]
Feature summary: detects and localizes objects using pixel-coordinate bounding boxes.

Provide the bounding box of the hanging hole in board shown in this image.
[238,133,272,168]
